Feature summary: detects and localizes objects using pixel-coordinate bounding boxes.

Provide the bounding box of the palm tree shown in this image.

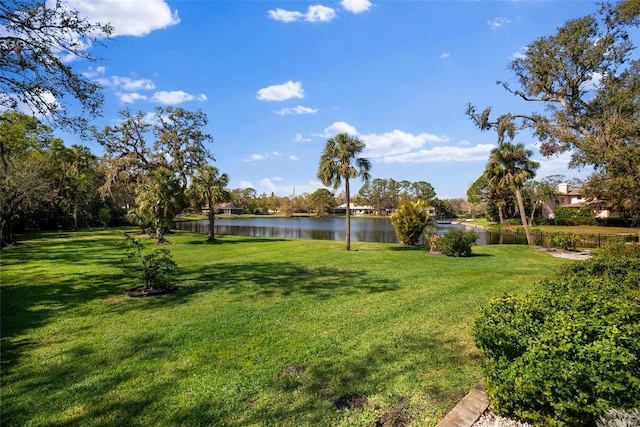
[317,133,371,250]
[484,142,539,245]
[135,167,184,243]
[189,165,230,242]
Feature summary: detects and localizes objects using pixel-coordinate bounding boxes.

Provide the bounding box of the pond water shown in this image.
[172,216,505,245]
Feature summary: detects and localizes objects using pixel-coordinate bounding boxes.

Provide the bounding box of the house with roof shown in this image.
[332,203,374,215]
[541,183,615,219]
[202,203,244,215]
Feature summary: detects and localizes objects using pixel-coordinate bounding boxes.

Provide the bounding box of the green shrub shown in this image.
[124,233,177,290]
[98,207,112,227]
[553,206,597,225]
[391,200,432,246]
[473,244,640,426]
[434,229,477,257]
[542,231,581,250]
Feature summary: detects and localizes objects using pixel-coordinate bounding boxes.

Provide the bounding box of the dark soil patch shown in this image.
[376,397,412,427]
[333,393,368,410]
[124,285,176,297]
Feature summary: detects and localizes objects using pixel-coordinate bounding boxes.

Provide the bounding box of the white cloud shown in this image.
[82,66,106,78]
[151,90,207,104]
[112,76,156,91]
[118,92,147,104]
[268,8,304,23]
[487,17,511,29]
[580,72,603,92]
[306,5,336,22]
[341,0,372,14]
[316,121,359,138]
[381,144,495,163]
[257,81,304,102]
[257,178,323,197]
[294,133,312,143]
[268,5,336,23]
[277,105,318,115]
[289,155,299,161]
[0,91,60,119]
[64,0,181,37]
[362,129,450,158]
[242,152,283,162]
[440,52,450,59]
[244,154,266,162]
[535,151,592,179]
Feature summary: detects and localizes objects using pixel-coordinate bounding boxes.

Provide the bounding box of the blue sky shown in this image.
[57,0,606,199]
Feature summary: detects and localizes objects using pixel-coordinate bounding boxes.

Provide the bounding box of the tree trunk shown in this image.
[345,178,351,251]
[73,194,79,230]
[207,203,216,242]
[514,186,534,245]
[529,202,537,225]
[497,201,505,224]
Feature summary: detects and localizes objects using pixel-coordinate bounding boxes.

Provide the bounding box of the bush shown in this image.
[98,208,112,227]
[434,229,477,257]
[124,233,177,290]
[542,231,581,250]
[553,206,597,225]
[391,200,432,246]
[473,244,640,426]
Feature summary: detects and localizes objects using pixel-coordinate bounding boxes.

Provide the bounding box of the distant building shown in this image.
[332,203,374,215]
[542,183,616,219]
[203,203,244,215]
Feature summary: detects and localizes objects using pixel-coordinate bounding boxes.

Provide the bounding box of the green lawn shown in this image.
[1,230,570,426]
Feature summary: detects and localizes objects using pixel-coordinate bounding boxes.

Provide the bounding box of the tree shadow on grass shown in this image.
[177,261,400,301]
[1,330,185,427]
[181,236,289,245]
[388,245,428,252]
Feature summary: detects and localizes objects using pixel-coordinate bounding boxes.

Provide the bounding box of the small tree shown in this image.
[124,233,177,291]
[391,200,433,246]
[308,188,336,217]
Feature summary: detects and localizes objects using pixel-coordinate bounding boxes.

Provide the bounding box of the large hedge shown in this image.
[473,244,640,426]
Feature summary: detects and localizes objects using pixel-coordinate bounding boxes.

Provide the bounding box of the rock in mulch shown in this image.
[473,411,537,427]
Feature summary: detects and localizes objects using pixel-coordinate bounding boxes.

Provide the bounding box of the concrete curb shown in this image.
[436,383,489,427]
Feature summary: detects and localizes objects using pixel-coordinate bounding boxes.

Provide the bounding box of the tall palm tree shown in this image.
[317,133,371,250]
[189,165,230,242]
[484,142,540,245]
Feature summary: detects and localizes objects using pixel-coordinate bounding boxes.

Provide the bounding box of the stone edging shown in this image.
[436,383,489,427]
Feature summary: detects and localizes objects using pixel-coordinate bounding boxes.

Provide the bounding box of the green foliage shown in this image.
[553,206,597,225]
[542,231,581,250]
[434,229,477,257]
[390,200,432,246]
[474,244,640,426]
[97,208,111,227]
[308,188,336,217]
[124,233,177,290]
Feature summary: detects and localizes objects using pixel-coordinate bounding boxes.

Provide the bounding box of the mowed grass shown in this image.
[1,230,570,426]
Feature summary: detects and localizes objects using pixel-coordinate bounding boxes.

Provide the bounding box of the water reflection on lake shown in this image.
[172,216,492,244]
